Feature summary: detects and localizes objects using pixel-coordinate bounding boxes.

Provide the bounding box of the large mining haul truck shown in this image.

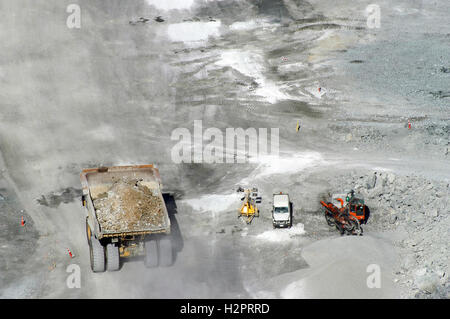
[80,165,172,272]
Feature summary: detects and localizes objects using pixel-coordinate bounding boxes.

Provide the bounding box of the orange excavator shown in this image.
[320,190,370,236]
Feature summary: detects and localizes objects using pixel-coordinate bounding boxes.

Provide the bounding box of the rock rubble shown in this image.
[93,179,165,233]
[327,171,449,298]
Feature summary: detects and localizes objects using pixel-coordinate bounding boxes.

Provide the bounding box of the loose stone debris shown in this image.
[93,179,164,233]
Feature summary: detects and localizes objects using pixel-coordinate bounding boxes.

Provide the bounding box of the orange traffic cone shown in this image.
[408,120,411,129]
[67,248,73,258]
[21,216,25,227]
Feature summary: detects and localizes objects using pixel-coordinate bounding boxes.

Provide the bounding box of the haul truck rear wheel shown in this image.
[144,240,158,268]
[158,237,173,267]
[106,243,120,271]
[90,237,105,272]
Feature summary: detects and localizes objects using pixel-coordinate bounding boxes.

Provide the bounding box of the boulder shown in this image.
[366,173,377,189]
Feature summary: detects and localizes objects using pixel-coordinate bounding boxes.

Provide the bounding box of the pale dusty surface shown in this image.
[0,0,448,299]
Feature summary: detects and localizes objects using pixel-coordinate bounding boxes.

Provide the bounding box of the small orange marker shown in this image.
[318,87,321,92]
[67,248,73,258]
[408,120,411,129]
[21,216,25,226]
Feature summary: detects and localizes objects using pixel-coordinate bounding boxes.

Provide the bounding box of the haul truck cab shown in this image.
[272,193,291,228]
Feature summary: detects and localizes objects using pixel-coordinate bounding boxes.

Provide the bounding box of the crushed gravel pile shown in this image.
[326,171,449,298]
[93,179,165,233]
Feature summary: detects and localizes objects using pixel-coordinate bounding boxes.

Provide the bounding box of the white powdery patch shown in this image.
[256,223,306,242]
[146,0,194,11]
[280,280,308,298]
[248,152,324,179]
[167,21,221,43]
[216,50,263,81]
[278,62,306,73]
[182,193,241,213]
[229,19,274,31]
[215,50,290,104]
[229,20,259,31]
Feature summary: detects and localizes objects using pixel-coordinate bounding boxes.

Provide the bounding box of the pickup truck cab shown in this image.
[272,193,291,228]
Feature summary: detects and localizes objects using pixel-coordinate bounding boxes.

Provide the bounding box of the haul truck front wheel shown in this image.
[106,243,120,271]
[90,237,105,272]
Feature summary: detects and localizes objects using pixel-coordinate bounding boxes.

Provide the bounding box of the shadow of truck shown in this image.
[163,193,184,264]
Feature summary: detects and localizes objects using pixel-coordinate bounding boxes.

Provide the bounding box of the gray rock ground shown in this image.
[0,0,448,298]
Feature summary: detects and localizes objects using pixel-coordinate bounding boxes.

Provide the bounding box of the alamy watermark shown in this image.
[171,120,279,163]
[66,4,81,29]
[66,264,81,289]
[365,4,381,29]
[366,264,381,288]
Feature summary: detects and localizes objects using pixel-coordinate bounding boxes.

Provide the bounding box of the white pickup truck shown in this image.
[272,193,291,228]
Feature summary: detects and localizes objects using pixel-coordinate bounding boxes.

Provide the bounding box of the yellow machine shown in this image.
[238,188,259,224]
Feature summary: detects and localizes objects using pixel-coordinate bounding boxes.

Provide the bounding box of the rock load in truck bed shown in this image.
[93,179,164,233]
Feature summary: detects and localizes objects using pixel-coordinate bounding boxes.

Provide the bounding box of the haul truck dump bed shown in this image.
[80,165,172,272]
